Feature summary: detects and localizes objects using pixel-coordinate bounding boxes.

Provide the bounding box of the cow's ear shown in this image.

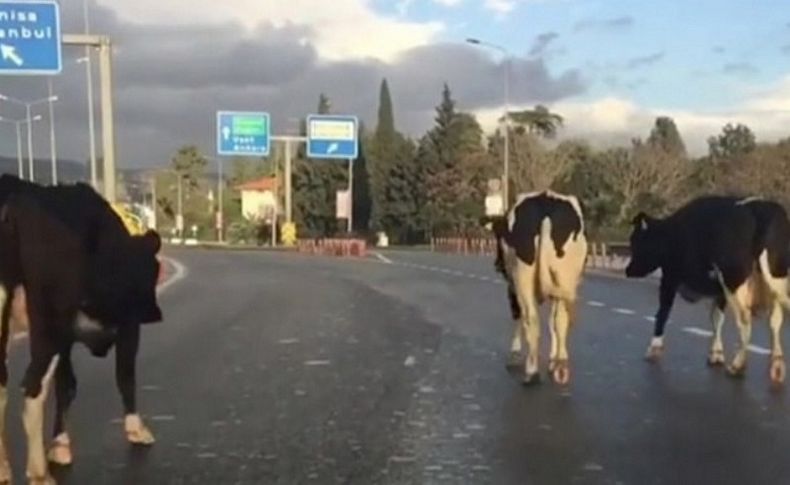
[140,229,161,254]
[632,212,651,230]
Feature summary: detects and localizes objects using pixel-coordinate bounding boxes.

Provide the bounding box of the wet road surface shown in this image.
[4,247,790,484]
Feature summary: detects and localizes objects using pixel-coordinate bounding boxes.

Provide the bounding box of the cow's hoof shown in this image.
[522,373,541,386]
[726,363,746,378]
[548,358,557,372]
[644,345,663,362]
[551,360,570,385]
[707,350,726,367]
[47,440,73,466]
[27,475,56,485]
[0,463,10,484]
[770,357,786,384]
[127,425,156,446]
[505,352,521,371]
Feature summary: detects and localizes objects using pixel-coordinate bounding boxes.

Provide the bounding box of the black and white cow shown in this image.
[484,190,588,385]
[0,174,163,484]
[625,195,790,384]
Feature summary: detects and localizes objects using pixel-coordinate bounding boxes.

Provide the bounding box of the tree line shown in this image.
[154,79,790,244]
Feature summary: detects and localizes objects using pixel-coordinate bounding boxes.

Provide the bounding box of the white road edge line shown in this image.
[682,326,771,355]
[10,255,187,344]
[373,252,394,264]
[587,301,605,307]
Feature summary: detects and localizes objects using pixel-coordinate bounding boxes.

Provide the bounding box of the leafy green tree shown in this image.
[507,104,564,138]
[708,123,756,159]
[647,116,687,158]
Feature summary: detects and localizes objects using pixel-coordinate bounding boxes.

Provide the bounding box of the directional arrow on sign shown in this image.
[0,44,24,67]
[327,143,339,154]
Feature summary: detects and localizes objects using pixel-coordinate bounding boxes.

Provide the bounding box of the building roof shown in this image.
[235,176,277,192]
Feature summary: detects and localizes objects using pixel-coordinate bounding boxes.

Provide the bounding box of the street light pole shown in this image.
[0,93,59,183]
[466,37,511,210]
[0,115,40,178]
[48,78,58,185]
[217,158,224,243]
[81,0,98,190]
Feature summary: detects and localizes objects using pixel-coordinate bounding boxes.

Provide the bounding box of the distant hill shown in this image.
[0,156,89,184]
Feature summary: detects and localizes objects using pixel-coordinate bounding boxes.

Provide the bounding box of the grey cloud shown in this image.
[722,62,758,75]
[626,51,664,69]
[0,1,587,168]
[712,46,726,54]
[574,16,634,33]
[529,32,559,57]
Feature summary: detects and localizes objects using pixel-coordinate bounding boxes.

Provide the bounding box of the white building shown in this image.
[235,176,280,222]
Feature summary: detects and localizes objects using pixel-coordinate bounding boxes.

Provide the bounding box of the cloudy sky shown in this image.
[1,0,789,168]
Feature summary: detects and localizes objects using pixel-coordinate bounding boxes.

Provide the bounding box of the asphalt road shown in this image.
[3,247,790,484]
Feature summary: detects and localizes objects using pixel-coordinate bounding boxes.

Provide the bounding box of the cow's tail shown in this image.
[537,216,554,299]
[758,250,790,312]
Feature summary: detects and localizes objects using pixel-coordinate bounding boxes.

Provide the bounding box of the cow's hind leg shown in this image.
[22,346,59,484]
[707,298,726,367]
[47,345,77,466]
[506,283,523,370]
[548,300,559,373]
[758,250,789,384]
[117,323,155,445]
[0,287,12,484]
[551,298,572,385]
[723,284,752,378]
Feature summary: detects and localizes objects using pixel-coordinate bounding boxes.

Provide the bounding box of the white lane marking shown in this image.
[644,316,656,322]
[587,301,605,307]
[157,256,187,295]
[374,252,393,264]
[683,326,772,355]
[304,360,331,366]
[612,308,636,315]
[682,327,712,337]
[278,338,300,345]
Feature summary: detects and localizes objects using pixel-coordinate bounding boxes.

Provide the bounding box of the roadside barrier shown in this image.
[430,237,630,270]
[296,238,368,258]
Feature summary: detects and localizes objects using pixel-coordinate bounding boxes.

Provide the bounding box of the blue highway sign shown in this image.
[216,111,271,157]
[0,0,62,75]
[307,114,358,160]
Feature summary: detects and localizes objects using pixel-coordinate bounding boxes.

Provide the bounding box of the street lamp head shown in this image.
[32,115,43,122]
[48,95,58,102]
[466,38,481,44]
[0,94,8,101]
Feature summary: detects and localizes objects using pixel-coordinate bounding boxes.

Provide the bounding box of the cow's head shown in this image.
[84,229,163,329]
[625,212,664,278]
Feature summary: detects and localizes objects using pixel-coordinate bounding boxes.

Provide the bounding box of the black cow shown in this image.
[625,195,790,385]
[483,190,588,385]
[0,174,163,483]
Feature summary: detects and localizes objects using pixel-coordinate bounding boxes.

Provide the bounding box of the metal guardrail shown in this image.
[430,237,631,270]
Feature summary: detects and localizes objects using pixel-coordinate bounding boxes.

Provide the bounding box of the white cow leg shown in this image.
[727,301,751,378]
[23,355,59,485]
[0,386,9,485]
[548,300,559,372]
[0,287,10,484]
[551,299,572,385]
[768,301,786,384]
[707,302,726,367]
[522,303,541,385]
[506,319,523,369]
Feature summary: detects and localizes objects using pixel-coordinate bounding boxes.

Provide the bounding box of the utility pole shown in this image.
[347,158,354,233]
[217,158,224,243]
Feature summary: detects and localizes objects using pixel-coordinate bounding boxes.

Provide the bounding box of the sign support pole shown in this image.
[348,158,353,233]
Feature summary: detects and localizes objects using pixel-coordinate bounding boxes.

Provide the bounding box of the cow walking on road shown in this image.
[625,195,790,385]
[484,190,588,385]
[0,175,163,484]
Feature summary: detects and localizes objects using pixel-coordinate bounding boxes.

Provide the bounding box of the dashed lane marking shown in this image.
[612,308,636,315]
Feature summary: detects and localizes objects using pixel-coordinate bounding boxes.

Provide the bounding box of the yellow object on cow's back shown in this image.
[110,203,146,236]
